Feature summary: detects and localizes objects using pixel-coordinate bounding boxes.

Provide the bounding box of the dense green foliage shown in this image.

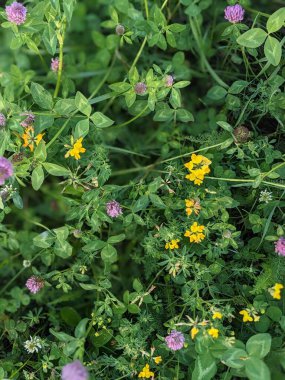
[0,0,285,379]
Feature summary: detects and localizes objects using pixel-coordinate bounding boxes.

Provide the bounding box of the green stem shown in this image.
[47,53,117,150]
[207,176,285,190]
[244,7,270,18]
[144,0,149,19]
[160,142,225,164]
[190,18,229,89]
[0,251,42,296]
[111,105,149,129]
[129,37,147,72]
[262,161,285,180]
[53,20,66,99]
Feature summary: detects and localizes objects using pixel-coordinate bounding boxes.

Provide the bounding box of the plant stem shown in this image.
[190,18,229,89]
[53,19,66,99]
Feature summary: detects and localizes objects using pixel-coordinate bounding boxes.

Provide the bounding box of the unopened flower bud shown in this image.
[233,125,251,143]
[115,24,125,35]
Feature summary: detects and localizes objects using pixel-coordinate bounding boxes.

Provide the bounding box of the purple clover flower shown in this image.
[134,82,147,95]
[51,57,60,72]
[0,113,6,127]
[224,4,245,24]
[5,2,27,25]
[165,330,185,351]
[0,157,13,186]
[25,276,44,294]
[61,360,89,380]
[165,75,174,87]
[106,200,123,218]
[275,237,285,257]
[20,112,35,128]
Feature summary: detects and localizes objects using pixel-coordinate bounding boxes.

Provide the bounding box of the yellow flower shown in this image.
[22,126,44,152]
[138,364,154,379]
[208,327,219,339]
[184,222,205,243]
[239,310,254,322]
[154,356,162,364]
[190,327,199,339]
[269,283,284,300]
[65,136,86,160]
[184,154,211,185]
[185,198,201,216]
[165,239,180,250]
[212,311,223,320]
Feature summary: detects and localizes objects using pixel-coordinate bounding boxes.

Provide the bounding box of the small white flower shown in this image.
[24,336,42,353]
[23,260,31,268]
[259,189,273,204]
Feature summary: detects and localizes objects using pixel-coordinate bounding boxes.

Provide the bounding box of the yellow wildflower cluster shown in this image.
[64,136,86,160]
[269,283,284,299]
[184,222,205,243]
[165,239,180,250]
[138,364,154,379]
[22,126,44,152]
[239,309,260,322]
[185,198,201,216]
[184,154,211,185]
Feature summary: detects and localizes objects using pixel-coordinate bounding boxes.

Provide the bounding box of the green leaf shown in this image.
[53,226,69,243]
[133,195,149,212]
[266,306,282,322]
[266,8,285,34]
[149,194,165,208]
[107,234,126,244]
[264,36,282,66]
[75,318,89,339]
[128,304,140,314]
[207,86,227,100]
[228,80,249,95]
[30,82,53,110]
[153,108,174,122]
[34,140,47,162]
[176,109,194,122]
[192,353,217,380]
[217,121,233,133]
[33,231,54,248]
[31,165,44,191]
[91,328,113,347]
[43,163,70,176]
[79,283,100,290]
[168,23,186,33]
[245,357,271,380]
[221,348,248,369]
[42,25,57,55]
[101,244,118,263]
[49,328,74,342]
[63,0,76,22]
[74,119,89,139]
[133,278,143,292]
[109,82,132,93]
[237,28,268,48]
[54,99,76,116]
[75,91,92,116]
[90,112,114,128]
[246,333,271,359]
[170,88,181,109]
[54,240,73,258]
[60,307,81,327]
